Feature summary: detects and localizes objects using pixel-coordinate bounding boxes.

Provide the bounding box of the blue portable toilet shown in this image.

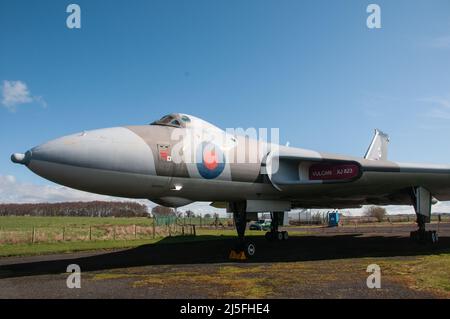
[328,211,340,227]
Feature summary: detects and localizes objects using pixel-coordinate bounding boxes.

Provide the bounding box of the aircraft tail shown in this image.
[364,129,390,161]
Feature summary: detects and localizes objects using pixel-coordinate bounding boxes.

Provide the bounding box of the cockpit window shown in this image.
[150,114,184,128]
[181,115,191,123]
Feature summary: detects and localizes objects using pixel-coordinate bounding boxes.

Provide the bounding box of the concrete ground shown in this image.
[0,223,449,299]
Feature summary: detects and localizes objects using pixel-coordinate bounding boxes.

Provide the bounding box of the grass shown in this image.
[0,216,210,247]
[92,265,273,298]
[0,222,309,257]
[47,254,450,298]
[0,233,225,257]
[377,253,450,296]
[414,254,450,294]
[0,239,159,257]
[0,227,285,258]
[0,215,281,257]
[0,216,155,229]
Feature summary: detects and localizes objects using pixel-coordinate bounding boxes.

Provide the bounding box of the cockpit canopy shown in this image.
[150,113,224,134]
[150,113,237,147]
[151,113,192,128]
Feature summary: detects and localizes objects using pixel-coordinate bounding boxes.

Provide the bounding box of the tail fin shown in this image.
[364,129,390,161]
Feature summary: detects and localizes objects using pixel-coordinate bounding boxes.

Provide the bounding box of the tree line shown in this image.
[150,205,219,219]
[0,201,149,217]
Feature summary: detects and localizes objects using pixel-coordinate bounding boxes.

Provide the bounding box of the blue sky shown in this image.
[1,0,450,213]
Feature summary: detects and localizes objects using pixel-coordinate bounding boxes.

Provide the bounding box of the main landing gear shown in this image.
[229,202,256,260]
[409,187,439,244]
[410,214,439,244]
[265,212,289,241]
[229,205,289,260]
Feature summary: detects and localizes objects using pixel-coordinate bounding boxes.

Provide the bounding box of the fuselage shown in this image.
[11,113,450,208]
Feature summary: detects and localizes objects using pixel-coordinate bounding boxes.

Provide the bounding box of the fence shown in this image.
[289,211,450,226]
[0,223,197,245]
[157,216,234,228]
[0,216,236,245]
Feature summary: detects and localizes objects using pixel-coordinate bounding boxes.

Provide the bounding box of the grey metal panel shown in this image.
[28,159,169,199]
[126,125,190,178]
[228,135,263,182]
[246,200,291,212]
[30,127,156,176]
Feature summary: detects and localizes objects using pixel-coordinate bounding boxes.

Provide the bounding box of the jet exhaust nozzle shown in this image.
[11,152,31,165]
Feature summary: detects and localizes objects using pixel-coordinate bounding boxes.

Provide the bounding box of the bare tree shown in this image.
[0,201,148,217]
[151,205,176,217]
[184,210,195,218]
[364,206,387,222]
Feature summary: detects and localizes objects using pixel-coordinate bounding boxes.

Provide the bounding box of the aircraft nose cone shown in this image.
[22,127,156,192]
[11,151,32,165]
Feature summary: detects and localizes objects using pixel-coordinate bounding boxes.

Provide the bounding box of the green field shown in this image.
[0,216,260,257]
[0,216,153,229]
[0,215,232,228]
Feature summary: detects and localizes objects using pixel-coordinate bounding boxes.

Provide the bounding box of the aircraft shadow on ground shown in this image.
[1,234,449,279]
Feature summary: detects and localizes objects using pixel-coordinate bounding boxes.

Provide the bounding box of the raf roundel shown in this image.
[196,142,225,179]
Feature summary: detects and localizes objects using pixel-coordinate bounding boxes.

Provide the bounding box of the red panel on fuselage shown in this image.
[309,163,360,180]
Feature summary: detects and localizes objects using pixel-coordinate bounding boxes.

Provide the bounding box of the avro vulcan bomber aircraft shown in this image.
[12,113,450,258]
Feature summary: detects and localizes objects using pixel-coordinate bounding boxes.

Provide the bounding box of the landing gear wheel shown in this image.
[409,231,419,242]
[246,242,256,257]
[277,231,283,241]
[429,231,438,244]
[282,231,289,241]
[410,230,438,244]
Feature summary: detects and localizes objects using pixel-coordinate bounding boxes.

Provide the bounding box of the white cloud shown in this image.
[0,174,148,206]
[1,80,46,111]
[0,175,226,215]
[177,202,226,216]
[317,202,450,217]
